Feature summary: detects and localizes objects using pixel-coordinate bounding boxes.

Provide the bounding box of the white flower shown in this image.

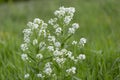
[54,10,65,18]
[61,49,68,53]
[36,54,43,59]
[48,35,56,42]
[42,23,48,29]
[54,6,75,18]
[59,6,66,11]
[54,42,61,47]
[21,53,28,61]
[24,73,30,78]
[20,43,28,51]
[23,29,32,35]
[80,38,87,44]
[66,51,72,58]
[33,39,38,45]
[37,73,44,78]
[68,28,75,34]
[39,42,46,50]
[23,29,32,43]
[44,62,52,75]
[53,24,59,29]
[48,18,57,25]
[27,22,33,28]
[65,7,75,14]
[79,38,87,46]
[32,23,39,29]
[55,27,62,35]
[53,57,66,65]
[72,23,79,29]
[72,41,77,45]
[64,16,72,25]
[34,18,41,24]
[45,62,52,68]
[47,46,54,51]
[70,56,75,61]
[77,54,86,60]
[66,67,76,74]
[44,67,52,76]
[53,50,64,56]
[24,36,30,43]
[39,29,47,37]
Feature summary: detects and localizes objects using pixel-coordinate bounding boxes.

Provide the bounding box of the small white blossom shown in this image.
[47,46,54,51]
[66,51,72,58]
[48,18,57,25]
[39,29,47,37]
[21,53,28,61]
[39,42,46,50]
[24,73,30,79]
[37,73,44,78]
[45,62,52,68]
[65,7,75,15]
[23,29,32,35]
[44,62,52,75]
[68,28,75,34]
[23,29,32,43]
[36,53,43,59]
[20,43,28,51]
[61,49,68,53]
[54,42,61,47]
[24,36,30,43]
[54,6,75,18]
[27,22,33,28]
[55,27,62,35]
[72,41,77,45]
[53,24,59,29]
[70,56,75,61]
[42,23,48,29]
[54,10,65,18]
[44,67,52,76]
[72,23,79,29]
[53,50,64,56]
[34,18,41,24]
[64,16,72,25]
[53,57,66,65]
[59,6,66,12]
[77,54,86,60]
[66,67,76,74]
[79,38,87,46]
[33,39,38,45]
[32,23,39,29]
[48,35,56,42]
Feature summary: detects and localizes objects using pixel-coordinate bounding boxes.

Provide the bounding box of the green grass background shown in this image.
[0,0,120,80]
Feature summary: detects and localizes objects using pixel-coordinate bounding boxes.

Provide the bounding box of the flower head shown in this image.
[79,38,87,47]
[34,18,41,24]
[24,73,30,79]
[77,54,86,60]
[21,53,28,61]
[36,53,43,59]
[66,67,76,74]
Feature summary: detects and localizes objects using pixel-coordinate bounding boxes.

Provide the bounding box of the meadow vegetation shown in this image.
[0,0,120,80]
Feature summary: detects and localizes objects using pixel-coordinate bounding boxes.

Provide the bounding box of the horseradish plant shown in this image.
[21,6,87,79]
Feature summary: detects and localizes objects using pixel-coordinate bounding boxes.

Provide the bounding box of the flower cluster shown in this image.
[20,6,87,79]
[66,67,76,74]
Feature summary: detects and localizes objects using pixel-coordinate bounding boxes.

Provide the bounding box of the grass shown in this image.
[0,0,120,80]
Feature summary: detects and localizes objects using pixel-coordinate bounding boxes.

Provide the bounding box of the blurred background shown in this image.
[0,0,120,79]
[0,0,30,3]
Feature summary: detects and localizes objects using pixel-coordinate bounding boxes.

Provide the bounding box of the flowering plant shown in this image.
[21,6,87,80]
